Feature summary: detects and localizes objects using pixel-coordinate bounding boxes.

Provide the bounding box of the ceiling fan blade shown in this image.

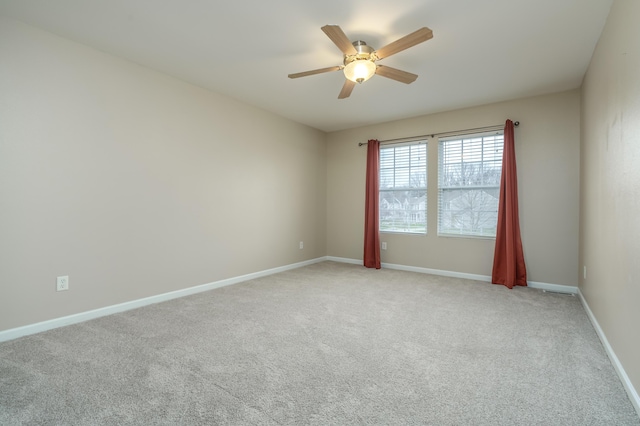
[338,79,356,99]
[321,25,358,55]
[288,66,342,79]
[375,65,418,84]
[373,27,433,60]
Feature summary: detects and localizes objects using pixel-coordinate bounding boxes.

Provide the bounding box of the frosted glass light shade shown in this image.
[343,60,376,83]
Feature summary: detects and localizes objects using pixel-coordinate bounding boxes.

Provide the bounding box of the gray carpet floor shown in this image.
[1,261,638,425]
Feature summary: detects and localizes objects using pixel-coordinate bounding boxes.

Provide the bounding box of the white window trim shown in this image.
[379,141,428,235]
[437,131,503,238]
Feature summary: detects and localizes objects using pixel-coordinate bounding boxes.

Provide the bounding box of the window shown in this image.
[379,142,427,234]
[438,132,503,237]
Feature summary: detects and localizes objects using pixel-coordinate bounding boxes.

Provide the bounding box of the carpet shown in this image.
[1,261,638,425]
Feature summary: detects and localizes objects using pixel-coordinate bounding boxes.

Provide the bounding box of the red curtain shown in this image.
[364,139,381,269]
[492,120,527,288]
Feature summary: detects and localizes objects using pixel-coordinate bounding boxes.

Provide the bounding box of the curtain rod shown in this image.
[357,121,520,146]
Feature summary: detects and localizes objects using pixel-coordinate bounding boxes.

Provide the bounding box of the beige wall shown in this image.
[0,18,326,331]
[580,0,640,399]
[327,91,581,287]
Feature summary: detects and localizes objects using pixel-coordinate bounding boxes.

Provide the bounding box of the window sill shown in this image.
[437,233,496,240]
[380,230,427,236]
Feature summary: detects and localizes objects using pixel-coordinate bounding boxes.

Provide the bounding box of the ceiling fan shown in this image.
[288,25,433,99]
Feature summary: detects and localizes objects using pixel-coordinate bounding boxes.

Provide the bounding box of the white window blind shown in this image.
[379,142,427,234]
[438,132,503,237]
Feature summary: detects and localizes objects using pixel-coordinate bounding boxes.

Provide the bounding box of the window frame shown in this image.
[437,131,504,239]
[378,140,428,235]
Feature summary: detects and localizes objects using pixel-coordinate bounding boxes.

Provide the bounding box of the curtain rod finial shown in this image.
[514,121,520,127]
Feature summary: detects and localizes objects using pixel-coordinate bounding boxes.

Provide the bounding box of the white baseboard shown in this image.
[382,261,493,282]
[527,280,579,294]
[326,256,361,265]
[0,257,327,343]
[327,256,578,294]
[0,256,580,343]
[578,289,640,417]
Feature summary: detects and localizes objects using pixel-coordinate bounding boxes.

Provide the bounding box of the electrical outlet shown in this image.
[299,241,304,249]
[381,242,387,250]
[56,276,69,291]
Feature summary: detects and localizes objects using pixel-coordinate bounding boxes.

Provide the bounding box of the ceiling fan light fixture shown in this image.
[343,59,376,84]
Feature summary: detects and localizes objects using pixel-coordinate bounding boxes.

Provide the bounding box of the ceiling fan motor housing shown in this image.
[344,40,375,65]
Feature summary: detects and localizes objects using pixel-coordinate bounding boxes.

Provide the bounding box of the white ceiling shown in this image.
[0,0,613,132]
